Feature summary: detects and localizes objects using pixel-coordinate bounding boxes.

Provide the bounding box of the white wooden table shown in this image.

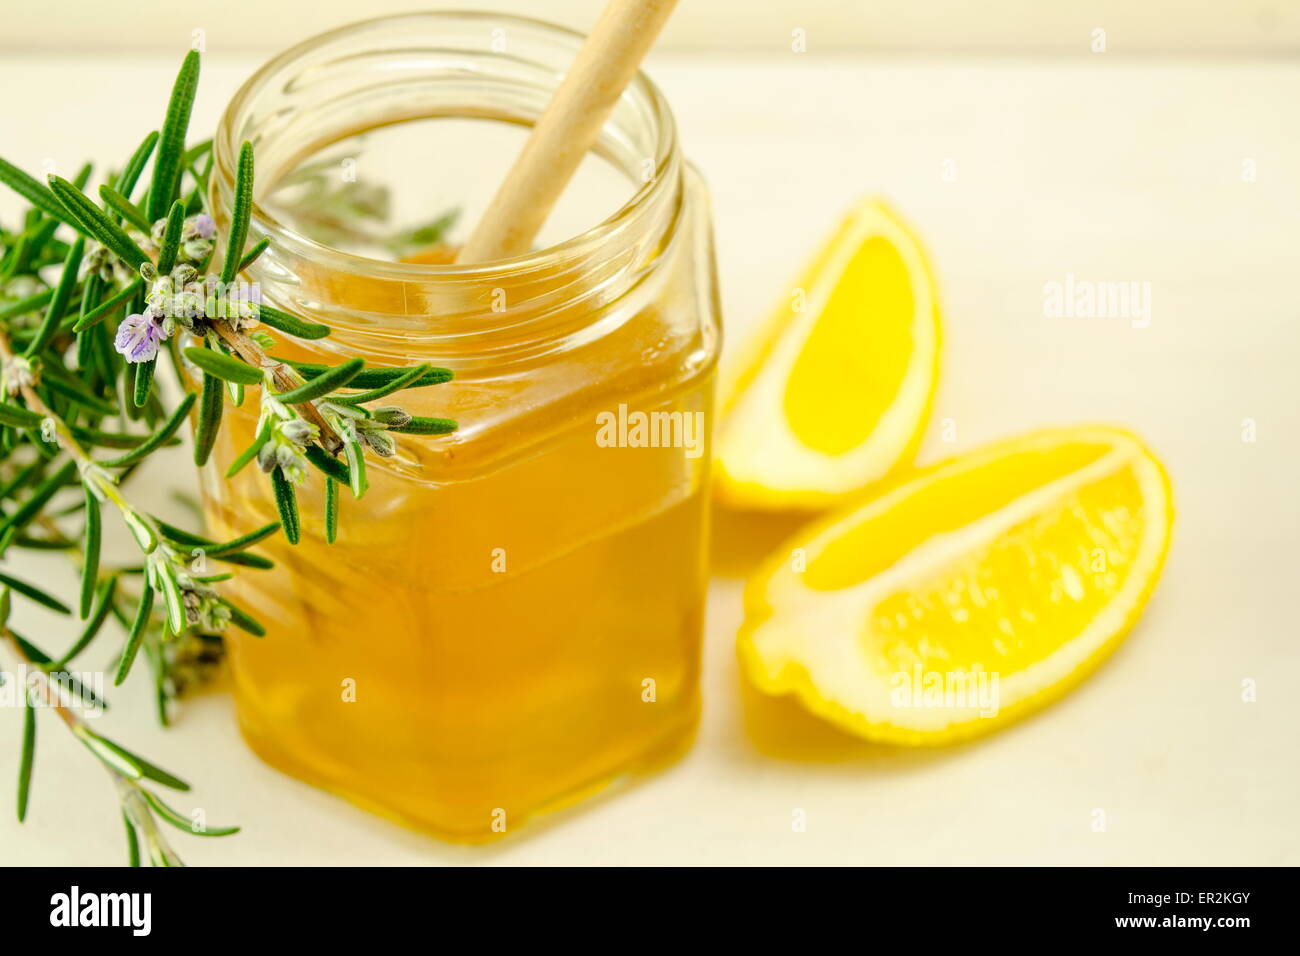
[2,52,1297,865]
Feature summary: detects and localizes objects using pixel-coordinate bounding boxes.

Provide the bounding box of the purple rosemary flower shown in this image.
[113,312,161,363]
[188,213,216,239]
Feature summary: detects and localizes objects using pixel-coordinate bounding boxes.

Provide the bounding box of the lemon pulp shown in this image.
[739,426,1174,744]
[716,198,940,510]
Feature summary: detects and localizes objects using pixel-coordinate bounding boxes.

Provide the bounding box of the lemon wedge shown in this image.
[738,425,1174,745]
[716,198,940,510]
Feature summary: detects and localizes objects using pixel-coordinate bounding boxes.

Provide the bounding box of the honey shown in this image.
[203,12,720,840]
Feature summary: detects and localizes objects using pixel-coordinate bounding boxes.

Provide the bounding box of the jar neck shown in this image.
[210,12,684,365]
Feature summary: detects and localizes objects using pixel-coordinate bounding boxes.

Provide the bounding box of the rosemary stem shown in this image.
[1,624,183,866]
[0,325,160,548]
[210,322,345,454]
[1,624,84,733]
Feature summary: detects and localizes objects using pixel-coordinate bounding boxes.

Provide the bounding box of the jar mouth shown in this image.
[212,10,681,281]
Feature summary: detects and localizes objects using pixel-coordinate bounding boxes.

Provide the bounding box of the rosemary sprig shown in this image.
[268,152,462,256]
[146,50,200,222]
[3,595,234,864]
[0,47,459,864]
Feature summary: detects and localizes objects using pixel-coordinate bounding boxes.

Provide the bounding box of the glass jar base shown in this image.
[233,700,701,845]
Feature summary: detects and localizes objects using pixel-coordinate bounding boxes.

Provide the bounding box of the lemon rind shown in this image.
[737,425,1175,746]
[715,198,941,511]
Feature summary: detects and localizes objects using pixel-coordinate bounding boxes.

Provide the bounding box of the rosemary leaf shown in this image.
[146,635,168,728]
[116,130,160,203]
[151,518,273,568]
[218,598,265,638]
[118,517,155,562]
[390,415,458,435]
[205,520,280,557]
[272,357,363,404]
[47,176,148,269]
[24,235,85,358]
[182,138,213,170]
[192,572,233,584]
[123,813,141,867]
[0,458,44,501]
[0,401,45,429]
[80,271,106,330]
[132,357,156,408]
[101,392,195,468]
[41,374,117,416]
[114,583,154,686]
[219,141,254,285]
[155,560,186,635]
[51,575,117,668]
[72,278,143,332]
[0,156,69,223]
[0,288,54,322]
[1,233,26,281]
[185,148,214,218]
[76,727,189,791]
[184,346,263,386]
[210,551,274,571]
[0,231,30,281]
[14,534,77,550]
[256,304,330,340]
[12,631,108,711]
[156,199,186,274]
[325,476,339,544]
[193,372,224,466]
[304,444,350,484]
[89,319,116,385]
[144,789,240,836]
[66,423,173,450]
[98,184,152,234]
[0,460,77,541]
[270,467,300,544]
[0,572,71,615]
[25,435,59,463]
[17,696,35,822]
[16,218,63,275]
[224,418,271,478]
[147,49,201,221]
[150,518,208,548]
[238,236,270,271]
[384,209,460,256]
[79,485,100,618]
[332,362,432,405]
[285,360,453,390]
[344,439,367,498]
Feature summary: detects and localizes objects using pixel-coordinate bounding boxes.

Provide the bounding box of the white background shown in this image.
[2,3,1298,865]
[3,1,1298,54]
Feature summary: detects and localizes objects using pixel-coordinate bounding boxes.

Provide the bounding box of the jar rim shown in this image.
[212,10,681,280]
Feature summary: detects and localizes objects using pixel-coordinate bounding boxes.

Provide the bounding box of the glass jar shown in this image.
[203,12,720,842]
